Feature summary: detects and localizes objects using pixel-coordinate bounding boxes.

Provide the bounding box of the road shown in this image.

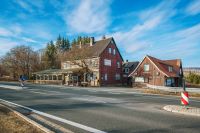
[0,81,200,133]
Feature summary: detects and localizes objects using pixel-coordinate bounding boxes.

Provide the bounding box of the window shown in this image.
[115,74,120,80]
[105,73,108,81]
[144,64,149,72]
[63,63,70,69]
[125,68,129,73]
[58,75,62,80]
[166,78,175,86]
[113,49,116,55]
[168,66,173,72]
[53,75,57,80]
[104,59,111,66]
[144,78,149,83]
[108,48,112,54]
[45,75,48,80]
[135,77,144,82]
[117,61,120,68]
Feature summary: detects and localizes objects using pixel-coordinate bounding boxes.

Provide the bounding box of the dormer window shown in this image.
[125,68,129,73]
[168,66,173,72]
[108,48,112,54]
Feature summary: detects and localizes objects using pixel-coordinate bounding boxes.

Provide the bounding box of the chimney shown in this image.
[102,35,106,39]
[90,37,94,46]
[79,41,82,48]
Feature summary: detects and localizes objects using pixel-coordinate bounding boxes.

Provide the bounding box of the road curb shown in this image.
[163,105,200,117]
[1,104,54,133]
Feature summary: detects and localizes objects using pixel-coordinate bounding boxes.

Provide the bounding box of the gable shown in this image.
[100,38,123,61]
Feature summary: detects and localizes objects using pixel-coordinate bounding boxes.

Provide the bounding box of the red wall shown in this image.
[99,41,123,85]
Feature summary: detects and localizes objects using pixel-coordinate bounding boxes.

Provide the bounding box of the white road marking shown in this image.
[0,99,107,133]
[108,92,121,94]
[70,97,107,103]
[88,90,97,92]
[0,84,24,90]
[29,91,50,95]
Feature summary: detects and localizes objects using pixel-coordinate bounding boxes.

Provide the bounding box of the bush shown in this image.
[186,73,200,85]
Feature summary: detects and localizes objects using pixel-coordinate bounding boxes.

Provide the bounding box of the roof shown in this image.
[33,68,82,75]
[123,61,139,68]
[64,37,123,60]
[129,55,182,77]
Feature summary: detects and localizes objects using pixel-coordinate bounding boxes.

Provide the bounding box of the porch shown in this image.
[32,68,99,86]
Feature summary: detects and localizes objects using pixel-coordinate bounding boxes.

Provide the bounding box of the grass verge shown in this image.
[0,104,44,133]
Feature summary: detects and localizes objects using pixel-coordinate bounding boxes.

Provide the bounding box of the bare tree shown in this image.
[1,45,40,79]
[62,46,92,74]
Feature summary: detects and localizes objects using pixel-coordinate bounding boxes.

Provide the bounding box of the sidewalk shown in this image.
[163,105,200,117]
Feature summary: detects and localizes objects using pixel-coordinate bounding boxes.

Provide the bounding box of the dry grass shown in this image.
[140,88,200,98]
[0,104,44,133]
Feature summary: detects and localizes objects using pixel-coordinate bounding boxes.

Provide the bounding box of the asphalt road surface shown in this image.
[0,81,200,133]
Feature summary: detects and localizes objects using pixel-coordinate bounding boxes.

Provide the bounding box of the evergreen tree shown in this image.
[45,40,56,68]
[55,35,62,51]
[71,38,77,48]
[64,38,70,51]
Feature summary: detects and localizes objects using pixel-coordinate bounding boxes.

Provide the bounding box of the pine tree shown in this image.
[55,35,62,51]
[71,38,77,48]
[45,40,56,68]
[64,38,70,51]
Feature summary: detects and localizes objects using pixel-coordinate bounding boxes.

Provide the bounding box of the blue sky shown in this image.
[0,0,200,67]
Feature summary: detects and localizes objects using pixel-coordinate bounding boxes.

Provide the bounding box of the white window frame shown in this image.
[113,49,116,55]
[115,73,120,80]
[144,64,149,72]
[63,62,70,69]
[105,73,108,81]
[168,66,173,72]
[117,61,120,68]
[108,48,112,54]
[104,59,111,66]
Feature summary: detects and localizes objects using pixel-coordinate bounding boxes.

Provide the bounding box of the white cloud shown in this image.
[109,0,177,54]
[186,0,200,15]
[63,0,111,33]
[21,37,38,43]
[0,38,19,56]
[0,25,23,38]
[0,27,14,37]
[15,0,34,12]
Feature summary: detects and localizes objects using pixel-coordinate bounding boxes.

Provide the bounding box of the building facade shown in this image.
[33,37,124,86]
[129,55,183,87]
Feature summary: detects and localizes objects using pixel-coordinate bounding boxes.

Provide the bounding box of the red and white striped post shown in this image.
[181,78,189,106]
[181,91,189,105]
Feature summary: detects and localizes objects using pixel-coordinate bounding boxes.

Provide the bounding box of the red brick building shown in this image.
[34,37,124,86]
[129,55,183,87]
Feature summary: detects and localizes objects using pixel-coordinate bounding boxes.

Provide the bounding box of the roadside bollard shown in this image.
[181,78,189,106]
[181,91,189,105]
